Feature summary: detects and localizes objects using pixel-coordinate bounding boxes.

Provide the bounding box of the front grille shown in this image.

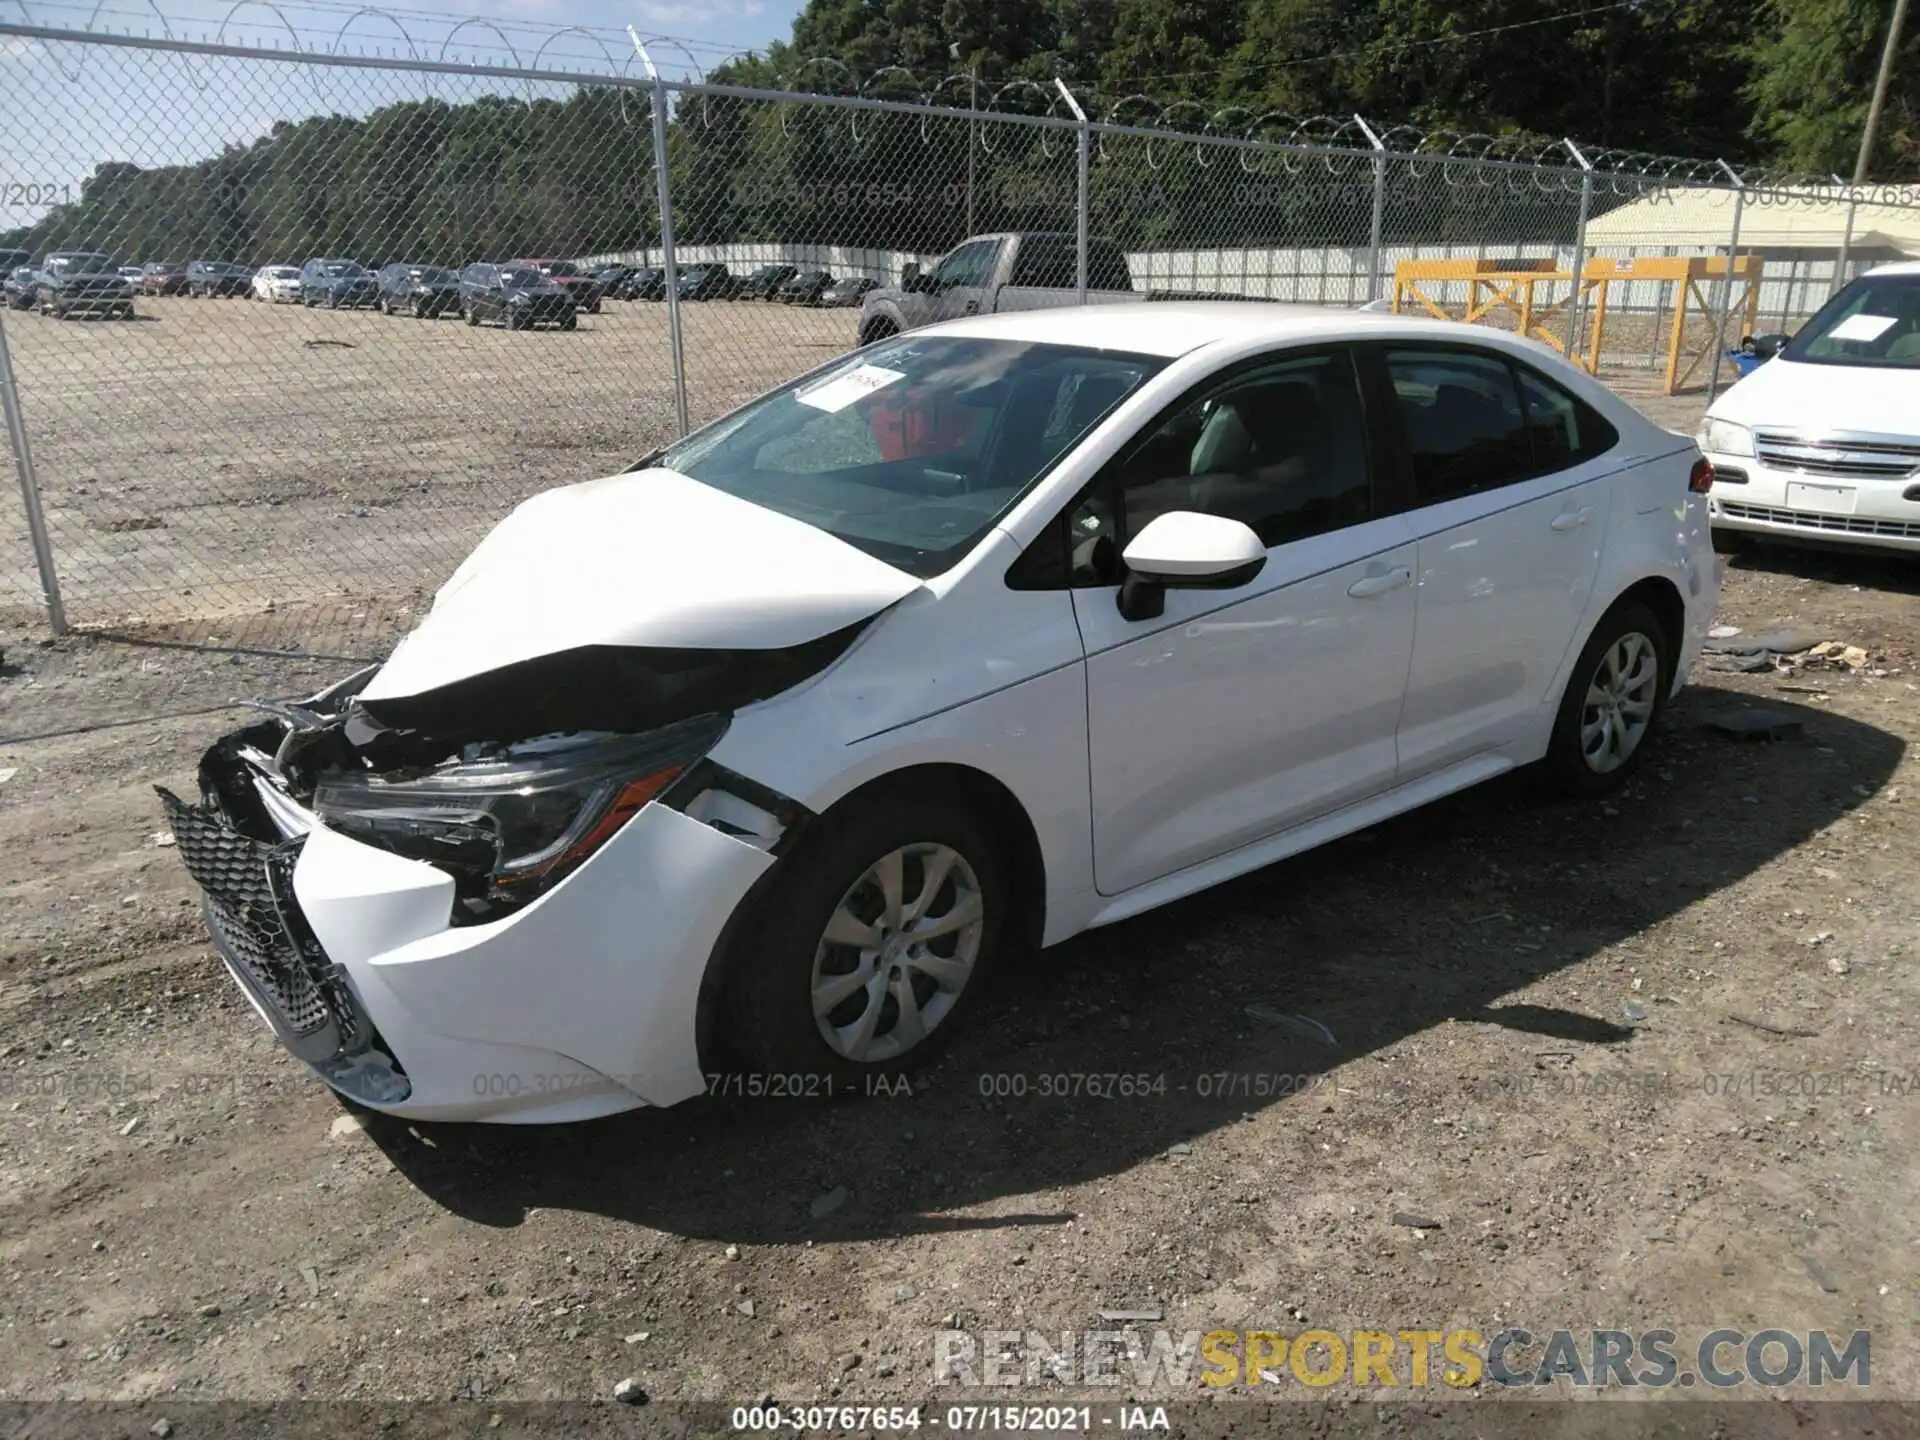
[1718,501,1920,540]
[160,789,328,1034]
[1754,433,1920,482]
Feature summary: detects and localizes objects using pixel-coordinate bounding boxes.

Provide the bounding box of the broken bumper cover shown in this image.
[162,782,776,1123]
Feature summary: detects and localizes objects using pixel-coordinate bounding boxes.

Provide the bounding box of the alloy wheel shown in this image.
[1580,631,1659,774]
[809,843,984,1063]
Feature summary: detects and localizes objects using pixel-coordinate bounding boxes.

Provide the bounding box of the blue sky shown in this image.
[0,0,808,232]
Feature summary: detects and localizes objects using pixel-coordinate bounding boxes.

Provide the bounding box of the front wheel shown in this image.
[560,313,577,330]
[721,789,1007,1084]
[1544,600,1672,796]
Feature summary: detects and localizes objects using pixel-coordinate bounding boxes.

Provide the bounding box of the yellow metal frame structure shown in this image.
[1391,254,1764,393]
[1579,255,1763,394]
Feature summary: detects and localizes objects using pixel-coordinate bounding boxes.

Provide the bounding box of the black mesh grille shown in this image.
[158,787,330,1037]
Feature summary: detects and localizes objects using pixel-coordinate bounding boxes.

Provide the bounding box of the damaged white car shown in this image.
[161,304,1718,1123]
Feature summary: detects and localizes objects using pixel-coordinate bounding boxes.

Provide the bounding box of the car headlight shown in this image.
[1701,418,1753,457]
[312,715,726,916]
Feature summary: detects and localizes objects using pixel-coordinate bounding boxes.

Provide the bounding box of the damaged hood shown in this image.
[361,469,922,703]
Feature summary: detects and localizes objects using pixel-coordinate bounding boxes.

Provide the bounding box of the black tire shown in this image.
[464,303,479,327]
[561,313,577,331]
[858,318,899,346]
[1544,599,1672,797]
[326,292,339,310]
[506,309,526,331]
[720,785,1009,1085]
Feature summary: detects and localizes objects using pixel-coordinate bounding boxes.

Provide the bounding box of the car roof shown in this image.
[931,301,1539,358]
[1863,261,1920,278]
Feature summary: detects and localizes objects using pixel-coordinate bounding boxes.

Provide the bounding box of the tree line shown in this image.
[4,0,1909,266]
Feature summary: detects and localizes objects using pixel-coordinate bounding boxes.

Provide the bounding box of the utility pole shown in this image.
[1855,0,1912,182]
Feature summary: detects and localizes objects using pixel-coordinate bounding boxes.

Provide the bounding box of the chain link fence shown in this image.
[3,17,1919,736]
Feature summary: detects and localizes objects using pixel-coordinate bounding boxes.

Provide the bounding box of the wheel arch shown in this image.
[1598,572,1687,680]
[692,760,1047,1069]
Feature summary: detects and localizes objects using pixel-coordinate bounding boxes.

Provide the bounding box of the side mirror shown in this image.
[1747,332,1791,360]
[1116,511,1266,621]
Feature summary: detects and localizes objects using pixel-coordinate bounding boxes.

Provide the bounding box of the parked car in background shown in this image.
[252,264,302,303]
[856,231,1245,344]
[776,269,835,306]
[187,260,255,297]
[675,263,734,301]
[139,261,189,296]
[459,263,577,330]
[5,266,39,310]
[300,259,378,309]
[157,303,1716,1123]
[593,264,636,298]
[817,275,880,308]
[117,265,145,286]
[626,266,667,301]
[37,251,135,319]
[738,263,798,301]
[511,259,602,314]
[1700,261,1920,557]
[0,248,32,274]
[376,262,461,318]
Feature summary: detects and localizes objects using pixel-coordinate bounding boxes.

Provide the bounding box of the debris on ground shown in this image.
[1243,1005,1338,1046]
[1098,1307,1164,1322]
[613,1378,648,1404]
[1708,708,1804,741]
[1801,1256,1841,1294]
[1707,624,1743,639]
[1727,1013,1821,1040]
[1391,1211,1442,1230]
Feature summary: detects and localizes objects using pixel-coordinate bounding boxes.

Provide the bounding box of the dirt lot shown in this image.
[1,305,1918,1430]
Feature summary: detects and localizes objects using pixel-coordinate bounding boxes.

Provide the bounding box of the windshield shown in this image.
[501,266,542,289]
[321,262,364,277]
[1784,272,1920,370]
[268,266,299,278]
[541,261,577,276]
[50,254,110,273]
[413,267,454,283]
[655,336,1164,578]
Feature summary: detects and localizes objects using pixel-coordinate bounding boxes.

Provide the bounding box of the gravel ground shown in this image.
[1,305,1917,1426]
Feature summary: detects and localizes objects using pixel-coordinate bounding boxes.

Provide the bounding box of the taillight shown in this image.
[1688,457,1714,493]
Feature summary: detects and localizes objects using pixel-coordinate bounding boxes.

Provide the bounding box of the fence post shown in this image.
[1056,78,1090,303]
[0,306,65,635]
[1832,177,1858,299]
[1356,115,1387,303]
[1706,161,1747,402]
[1562,139,1595,368]
[631,28,689,436]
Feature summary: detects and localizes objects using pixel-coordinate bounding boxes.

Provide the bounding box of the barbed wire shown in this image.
[3,0,1918,207]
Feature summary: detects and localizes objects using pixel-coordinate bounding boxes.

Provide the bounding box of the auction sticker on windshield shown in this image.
[798,363,905,413]
[1827,313,1896,343]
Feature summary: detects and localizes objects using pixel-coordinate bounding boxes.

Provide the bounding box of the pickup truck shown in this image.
[855,230,1245,344]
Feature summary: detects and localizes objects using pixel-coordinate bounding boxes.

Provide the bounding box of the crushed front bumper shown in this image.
[161,740,779,1123]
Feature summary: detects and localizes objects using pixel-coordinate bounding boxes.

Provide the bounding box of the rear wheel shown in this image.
[561,313,577,331]
[721,787,1007,1084]
[1544,600,1671,796]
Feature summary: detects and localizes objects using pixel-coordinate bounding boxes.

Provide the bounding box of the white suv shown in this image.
[1701,261,1920,553]
[159,304,1718,1123]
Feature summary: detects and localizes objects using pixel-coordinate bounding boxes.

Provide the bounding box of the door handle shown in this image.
[1550,506,1594,532]
[1347,566,1412,599]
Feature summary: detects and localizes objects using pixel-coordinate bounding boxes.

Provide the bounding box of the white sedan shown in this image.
[1702,261,1920,553]
[159,303,1718,1122]
[251,264,302,303]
